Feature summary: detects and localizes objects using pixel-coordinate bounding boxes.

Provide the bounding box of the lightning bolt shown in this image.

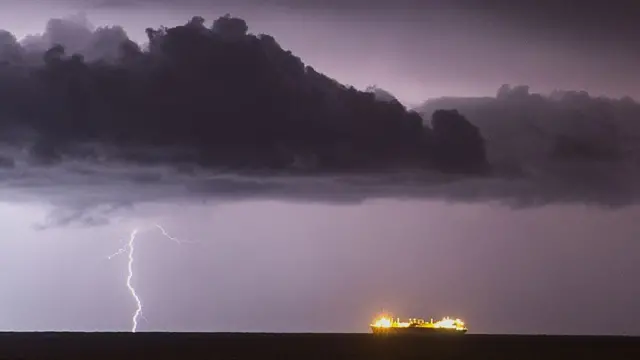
[155,224,198,244]
[108,224,194,333]
[126,229,142,333]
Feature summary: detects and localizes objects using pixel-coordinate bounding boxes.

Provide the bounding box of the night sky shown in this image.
[0,0,639,335]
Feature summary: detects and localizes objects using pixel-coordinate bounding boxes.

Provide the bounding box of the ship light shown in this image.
[371,316,393,328]
[434,317,466,330]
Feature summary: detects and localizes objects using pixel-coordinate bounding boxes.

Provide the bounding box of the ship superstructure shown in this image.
[370,314,467,335]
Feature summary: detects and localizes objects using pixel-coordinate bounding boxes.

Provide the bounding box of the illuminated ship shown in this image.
[370,314,467,335]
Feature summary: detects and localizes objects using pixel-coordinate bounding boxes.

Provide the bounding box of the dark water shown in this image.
[0,332,638,359]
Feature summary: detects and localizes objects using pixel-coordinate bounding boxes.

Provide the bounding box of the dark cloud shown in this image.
[0,14,638,228]
[416,85,640,205]
[0,14,486,173]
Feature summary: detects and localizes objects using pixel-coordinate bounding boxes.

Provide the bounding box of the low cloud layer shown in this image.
[0,15,639,227]
[417,86,640,207]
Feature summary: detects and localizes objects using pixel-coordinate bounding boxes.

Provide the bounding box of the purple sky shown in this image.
[0,0,639,335]
[3,195,639,334]
[1,0,638,104]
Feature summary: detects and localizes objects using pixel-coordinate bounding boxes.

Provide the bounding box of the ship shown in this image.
[370,314,467,335]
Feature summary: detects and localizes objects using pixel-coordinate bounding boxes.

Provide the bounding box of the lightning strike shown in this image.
[108,224,193,333]
[155,224,198,244]
[126,229,142,333]
[155,224,181,243]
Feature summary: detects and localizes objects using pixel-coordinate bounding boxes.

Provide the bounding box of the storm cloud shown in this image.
[0,14,638,228]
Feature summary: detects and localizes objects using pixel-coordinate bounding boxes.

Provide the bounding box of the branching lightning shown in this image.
[108,223,194,333]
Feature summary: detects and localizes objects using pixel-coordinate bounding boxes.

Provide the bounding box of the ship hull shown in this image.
[371,326,467,336]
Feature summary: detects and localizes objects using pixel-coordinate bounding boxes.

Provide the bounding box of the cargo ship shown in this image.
[370,314,467,335]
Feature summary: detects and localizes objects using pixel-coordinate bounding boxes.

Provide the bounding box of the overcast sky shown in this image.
[0,0,639,335]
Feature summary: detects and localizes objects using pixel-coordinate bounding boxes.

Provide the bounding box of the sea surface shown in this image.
[0,332,638,359]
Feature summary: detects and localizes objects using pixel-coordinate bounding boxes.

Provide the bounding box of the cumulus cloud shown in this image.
[0,14,485,174]
[0,15,638,227]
